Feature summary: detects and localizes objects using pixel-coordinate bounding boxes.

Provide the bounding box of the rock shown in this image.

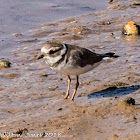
[122,21,140,35]
[110,33,114,36]
[98,46,105,49]
[0,136,11,140]
[58,108,63,111]
[12,33,23,37]
[114,97,136,114]
[48,86,59,91]
[98,21,111,25]
[124,97,135,105]
[14,128,28,135]
[57,78,63,82]
[0,60,11,68]
[111,134,119,139]
[40,74,48,77]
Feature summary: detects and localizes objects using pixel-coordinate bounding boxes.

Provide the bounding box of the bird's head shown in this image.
[41,43,66,57]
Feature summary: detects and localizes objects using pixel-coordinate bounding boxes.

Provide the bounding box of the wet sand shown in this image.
[0,0,140,139]
[0,0,107,58]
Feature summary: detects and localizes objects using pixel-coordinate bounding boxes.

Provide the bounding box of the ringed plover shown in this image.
[41,43,119,101]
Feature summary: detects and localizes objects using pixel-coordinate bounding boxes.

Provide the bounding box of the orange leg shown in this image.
[64,75,71,99]
[71,76,79,101]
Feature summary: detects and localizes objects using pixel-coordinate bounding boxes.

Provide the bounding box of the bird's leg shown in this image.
[64,75,71,99]
[71,76,79,101]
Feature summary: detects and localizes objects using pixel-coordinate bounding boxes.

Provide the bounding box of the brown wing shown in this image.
[66,44,103,67]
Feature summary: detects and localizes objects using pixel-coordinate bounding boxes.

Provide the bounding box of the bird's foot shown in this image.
[64,95,70,99]
[70,97,74,101]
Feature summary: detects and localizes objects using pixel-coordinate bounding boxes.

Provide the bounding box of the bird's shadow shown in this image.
[88,85,140,98]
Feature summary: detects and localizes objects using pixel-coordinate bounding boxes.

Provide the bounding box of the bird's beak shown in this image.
[37,54,44,60]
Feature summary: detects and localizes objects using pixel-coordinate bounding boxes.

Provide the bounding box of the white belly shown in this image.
[52,61,102,76]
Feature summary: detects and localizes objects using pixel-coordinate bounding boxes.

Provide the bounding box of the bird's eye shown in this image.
[49,48,61,55]
[49,50,55,55]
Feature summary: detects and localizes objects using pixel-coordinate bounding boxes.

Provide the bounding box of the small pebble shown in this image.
[12,33,23,37]
[57,78,63,82]
[124,97,135,105]
[58,108,63,111]
[98,21,111,25]
[40,74,48,77]
[14,128,28,135]
[0,60,11,68]
[48,86,58,91]
[110,33,114,36]
[98,46,105,49]
[111,134,119,140]
[122,21,140,35]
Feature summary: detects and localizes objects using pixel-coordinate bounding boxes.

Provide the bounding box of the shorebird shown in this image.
[41,43,119,101]
[122,21,140,35]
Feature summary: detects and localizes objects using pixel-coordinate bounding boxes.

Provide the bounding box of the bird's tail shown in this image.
[103,52,119,60]
[104,52,119,58]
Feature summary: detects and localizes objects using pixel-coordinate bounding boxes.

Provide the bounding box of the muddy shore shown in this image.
[0,0,140,140]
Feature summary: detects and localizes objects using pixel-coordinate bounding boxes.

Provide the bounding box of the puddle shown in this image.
[88,85,140,98]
